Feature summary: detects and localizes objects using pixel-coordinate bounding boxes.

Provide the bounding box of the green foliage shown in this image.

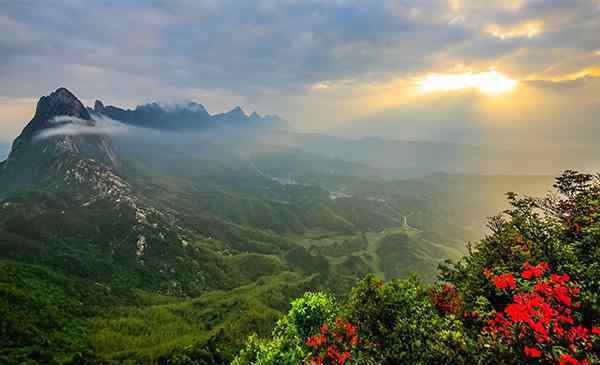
[90,272,313,364]
[345,275,468,365]
[274,292,337,341]
[0,261,97,365]
[233,292,337,365]
[234,276,468,365]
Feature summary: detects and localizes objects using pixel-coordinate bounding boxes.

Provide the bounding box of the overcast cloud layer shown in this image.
[1,0,599,145]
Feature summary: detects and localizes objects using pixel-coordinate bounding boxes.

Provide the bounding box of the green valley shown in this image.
[0,88,574,364]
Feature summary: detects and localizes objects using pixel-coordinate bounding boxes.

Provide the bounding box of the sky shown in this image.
[1,0,600,146]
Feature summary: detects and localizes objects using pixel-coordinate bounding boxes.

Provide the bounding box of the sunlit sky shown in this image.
[1,0,600,146]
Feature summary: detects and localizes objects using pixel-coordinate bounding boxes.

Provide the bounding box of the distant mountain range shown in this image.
[93,99,289,132]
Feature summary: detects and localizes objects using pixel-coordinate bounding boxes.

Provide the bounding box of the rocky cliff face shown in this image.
[0,87,120,198]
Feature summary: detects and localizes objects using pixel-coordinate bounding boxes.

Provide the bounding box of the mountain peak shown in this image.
[228,106,247,117]
[9,88,91,154]
[53,87,75,97]
[94,100,105,113]
[34,87,90,122]
[5,88,119,172]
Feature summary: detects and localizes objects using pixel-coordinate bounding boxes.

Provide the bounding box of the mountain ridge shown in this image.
[93,98,289,132]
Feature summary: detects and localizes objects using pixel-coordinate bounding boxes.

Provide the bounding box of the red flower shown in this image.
[305,320,359,365]
[345,322,356,338]
[554,286,572,307]
[524,346,541,358]
[551,273,571,285]
[521,262,549,280]
[493,273,517,290]
[306,335,327,348]
[484,266,594,364]
[336,351,350,364]
[505,303,529,322]
[559,353,583,365]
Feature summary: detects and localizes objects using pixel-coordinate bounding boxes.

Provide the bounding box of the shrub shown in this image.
[344,274,469,365]
[233,292,337,365]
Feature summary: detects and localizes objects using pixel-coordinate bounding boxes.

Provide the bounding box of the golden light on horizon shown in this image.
[417,70,518,95]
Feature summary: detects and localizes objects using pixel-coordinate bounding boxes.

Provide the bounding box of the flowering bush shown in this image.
[233,292,337,365]
[304,319,359,365]
[345,275,469,365]
[483,261,599,364]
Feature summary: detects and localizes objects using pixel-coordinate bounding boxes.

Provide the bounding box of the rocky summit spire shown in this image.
[4,87,119,172]
[33,87,91,121]
[10,87,93,156]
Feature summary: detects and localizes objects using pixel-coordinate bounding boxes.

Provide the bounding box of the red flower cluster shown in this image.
[305,319,359,365]
[522,262,550,280]
[492,273,517,290]
[483,262,597,365]
[430,283,462,315]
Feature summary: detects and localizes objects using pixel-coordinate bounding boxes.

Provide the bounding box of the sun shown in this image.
[417,70,518,95]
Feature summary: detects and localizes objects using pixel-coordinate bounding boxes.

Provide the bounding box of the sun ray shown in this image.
[417,70,518,95]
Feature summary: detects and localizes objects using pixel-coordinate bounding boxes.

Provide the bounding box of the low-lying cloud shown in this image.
[36,114,131,139]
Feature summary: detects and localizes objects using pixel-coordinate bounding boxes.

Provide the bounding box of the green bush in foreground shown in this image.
[233,292,336,365]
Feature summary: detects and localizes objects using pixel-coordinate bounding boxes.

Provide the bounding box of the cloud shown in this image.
[36,115,131,139]
[0,0,599,142]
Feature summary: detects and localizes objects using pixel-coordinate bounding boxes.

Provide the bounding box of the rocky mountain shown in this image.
[0,88,120,198]
[0,88,189,267]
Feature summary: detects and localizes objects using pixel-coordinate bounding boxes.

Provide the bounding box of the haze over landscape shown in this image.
[1,1,599,365]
